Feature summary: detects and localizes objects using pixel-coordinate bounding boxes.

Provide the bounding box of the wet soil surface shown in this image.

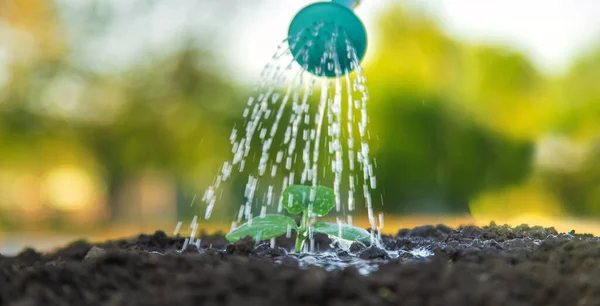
[2,223,600,306]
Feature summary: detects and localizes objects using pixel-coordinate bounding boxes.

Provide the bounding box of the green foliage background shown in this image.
[1,1,599,231]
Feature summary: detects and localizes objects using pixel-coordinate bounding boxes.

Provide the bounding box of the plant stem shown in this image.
[294,234,305,254]
[294,212,309,253]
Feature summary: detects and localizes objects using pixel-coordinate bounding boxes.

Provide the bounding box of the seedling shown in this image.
[226,185,371,253]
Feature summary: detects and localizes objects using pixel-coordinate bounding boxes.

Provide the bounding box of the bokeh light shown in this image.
[43,165,95,211]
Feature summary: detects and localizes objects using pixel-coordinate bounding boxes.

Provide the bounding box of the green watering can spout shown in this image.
[288,0,367,77]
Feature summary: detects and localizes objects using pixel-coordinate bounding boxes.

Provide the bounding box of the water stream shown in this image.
[179,23,387,257]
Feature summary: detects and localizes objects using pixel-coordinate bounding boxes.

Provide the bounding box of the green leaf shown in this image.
[312,222,371,242]
[225,215,298,242]
[281,185,335,216]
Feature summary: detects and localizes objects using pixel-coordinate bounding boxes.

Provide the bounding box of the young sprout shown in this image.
[226,185,370,253]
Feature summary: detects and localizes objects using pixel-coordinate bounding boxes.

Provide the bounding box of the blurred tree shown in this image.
[0,0,249,225]
[80,43,242,220]
[364,5,534,214]
[553,44,600,141]
[537,43,600,215]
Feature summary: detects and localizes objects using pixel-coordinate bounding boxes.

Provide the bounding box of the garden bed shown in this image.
[1,223,599,306]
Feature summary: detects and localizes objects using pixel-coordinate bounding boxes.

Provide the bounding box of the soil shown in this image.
[1,223,600,306]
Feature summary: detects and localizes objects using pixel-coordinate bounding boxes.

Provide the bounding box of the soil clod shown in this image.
[358,246,390,260]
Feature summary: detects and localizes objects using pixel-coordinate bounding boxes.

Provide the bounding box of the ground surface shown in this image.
[1,223,599,306]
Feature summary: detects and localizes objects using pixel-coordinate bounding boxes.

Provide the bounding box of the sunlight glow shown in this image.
[43,165,95,211]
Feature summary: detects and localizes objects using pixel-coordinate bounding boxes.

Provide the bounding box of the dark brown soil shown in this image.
[2,223,600,306]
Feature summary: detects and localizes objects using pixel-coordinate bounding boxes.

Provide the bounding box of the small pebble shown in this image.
[83,246,106,262]
[349,242,368,253]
